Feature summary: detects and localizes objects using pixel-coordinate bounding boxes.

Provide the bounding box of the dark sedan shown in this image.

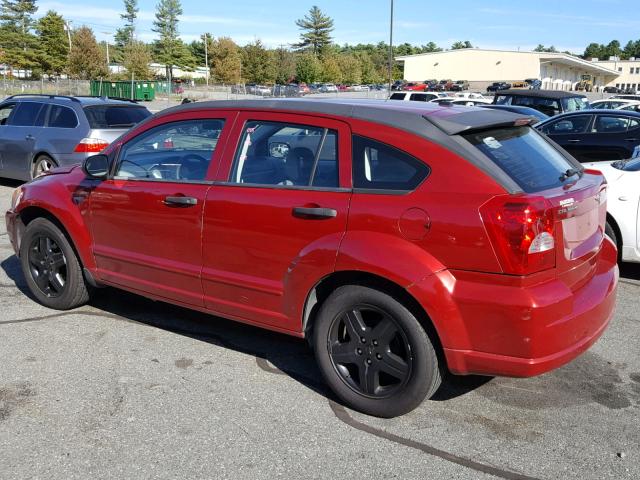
[536,110,640,162]
[486,82,511,92]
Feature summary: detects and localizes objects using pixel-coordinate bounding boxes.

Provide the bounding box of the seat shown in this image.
[284,147,315,185]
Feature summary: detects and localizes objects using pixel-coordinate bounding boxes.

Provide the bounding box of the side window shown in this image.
[593,116,630,133]
[352,135,430,191]
[410,94,431,102]
[229,121,338,188]
[389,93,405,100]
[48,105,78,128]
[541,115,591,135]
[116,119,224,181]
[0,103,16,125]
[628,118,640,130]
[9,102,45,127]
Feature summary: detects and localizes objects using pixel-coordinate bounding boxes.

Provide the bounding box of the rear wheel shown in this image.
[20,218,90,310]
[313,285,442,418]
[32,155,57,179]
[605,221,621,260]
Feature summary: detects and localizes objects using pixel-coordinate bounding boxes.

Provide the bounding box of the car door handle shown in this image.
[625,138,638,142]
[292,206,337,219]
[164,196,197,206]
[567,139,581,143]
[25,134,35,141]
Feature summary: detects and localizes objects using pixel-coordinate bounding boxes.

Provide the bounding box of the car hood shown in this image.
[44,164,81,176]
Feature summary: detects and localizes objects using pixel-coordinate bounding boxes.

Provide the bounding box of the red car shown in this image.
[402,82,427,91]
[6,99,618,417]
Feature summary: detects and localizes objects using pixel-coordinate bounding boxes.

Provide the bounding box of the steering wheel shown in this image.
[180,154,209,180]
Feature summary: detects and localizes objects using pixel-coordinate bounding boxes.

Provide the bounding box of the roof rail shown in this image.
[5,94,81,103]
[75,95,139,104]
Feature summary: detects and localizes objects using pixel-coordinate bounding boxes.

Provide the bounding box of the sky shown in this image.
[34,0,638,54]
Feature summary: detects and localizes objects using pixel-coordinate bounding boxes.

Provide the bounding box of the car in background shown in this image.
[486,82,512,92]
[603,86,621,94]
[6,98,617,418]
[620,103,640,113]
[350,85,370,92]
[391,80,405,91]
[584,158,640,263]
[435,79,453,91]
[447,98,492,106]
[612,94,640,102]
[493,89,589,116]
[479,104,549,122]
[402,82,427,91]
[319,83,339,93]
[0,94,151,181]
[536,110,640,162]
[590,99,640,110]
[449,80,469,91]
[388,91,448,102]
[247,84,271,96]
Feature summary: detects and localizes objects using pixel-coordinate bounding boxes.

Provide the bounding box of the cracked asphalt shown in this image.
[0,179,639,480]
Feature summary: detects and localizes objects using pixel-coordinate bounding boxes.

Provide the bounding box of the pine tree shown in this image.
[0,0,41,73]
[152,0,194,78]
[115,0,138,47]
[68,26,108,79]
[35,10,68,76]
[294,6,334,56]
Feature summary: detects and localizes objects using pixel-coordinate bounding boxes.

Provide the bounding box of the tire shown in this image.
[313,285,442,418]
[32,155,57,180]
[605,221,621,259]
[20,217,90,310]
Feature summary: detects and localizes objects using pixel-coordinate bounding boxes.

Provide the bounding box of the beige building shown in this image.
[592,58,640,92]
[396,48,624,91]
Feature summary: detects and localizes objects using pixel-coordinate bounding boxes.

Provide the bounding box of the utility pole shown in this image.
[64,21,72,51]
[388,0,394,94]
[203,33,209,88]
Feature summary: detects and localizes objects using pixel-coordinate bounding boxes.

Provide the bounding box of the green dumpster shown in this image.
[89,80,156,101]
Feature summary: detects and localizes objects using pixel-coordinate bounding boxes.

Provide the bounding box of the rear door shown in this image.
[201,112,352,332]
[1,101,47,178]
[88,112,234,306]
[589,114,638,160]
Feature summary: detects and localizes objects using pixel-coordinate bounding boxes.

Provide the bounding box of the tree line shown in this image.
[1,1,638,85]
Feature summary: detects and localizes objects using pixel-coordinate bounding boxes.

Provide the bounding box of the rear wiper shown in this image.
[559,168,581,182]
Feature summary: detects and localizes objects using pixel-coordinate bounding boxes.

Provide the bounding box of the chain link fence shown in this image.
[0,79,90,98]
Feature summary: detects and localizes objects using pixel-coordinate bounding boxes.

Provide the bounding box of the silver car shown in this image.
[0,94,151,180]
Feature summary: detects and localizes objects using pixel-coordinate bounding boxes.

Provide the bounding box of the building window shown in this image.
[636,67,640,74]
[618,67,623,72]
[616,83,620,88]
[631,67,634,74]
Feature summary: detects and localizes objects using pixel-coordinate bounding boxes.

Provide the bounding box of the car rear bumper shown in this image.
[409,238,619,377]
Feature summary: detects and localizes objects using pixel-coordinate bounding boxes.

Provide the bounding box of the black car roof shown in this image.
[539,109,640,122]
[493,89,587,99]
[3,94,141,106]
[162,98,530,136]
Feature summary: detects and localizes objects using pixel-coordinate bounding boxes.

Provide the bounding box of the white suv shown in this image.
[389,91,448,102]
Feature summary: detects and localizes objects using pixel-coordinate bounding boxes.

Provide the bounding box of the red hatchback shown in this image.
[6,99,618,417]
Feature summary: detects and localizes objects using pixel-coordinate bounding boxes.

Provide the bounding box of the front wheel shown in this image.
[20,218,90,310]
[32,155,57,179]
[313,285,442,418]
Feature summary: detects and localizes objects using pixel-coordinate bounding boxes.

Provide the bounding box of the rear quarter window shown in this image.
[352,135,430,192]
[48,105,78,128]
[463,126,576,193]
[84,106,151,129]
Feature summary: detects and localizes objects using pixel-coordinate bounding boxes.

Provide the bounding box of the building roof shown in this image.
[395,48,620,77]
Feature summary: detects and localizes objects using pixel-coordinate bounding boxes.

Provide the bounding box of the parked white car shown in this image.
[454,92,488,100]
[591,99,640,111]
[388,91,448,102]
[319,83,338,93]
[584,159,640,263]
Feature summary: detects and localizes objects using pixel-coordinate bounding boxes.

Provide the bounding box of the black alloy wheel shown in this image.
[27,235,67,298]
[313,285,442,418]
[328,305,412,398]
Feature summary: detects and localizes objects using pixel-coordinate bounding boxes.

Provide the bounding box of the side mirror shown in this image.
[269,142,291,159]
[82,154,109,179]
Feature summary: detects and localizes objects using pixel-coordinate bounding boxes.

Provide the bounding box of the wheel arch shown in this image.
[17,204,97,281]
[302,270,446,367]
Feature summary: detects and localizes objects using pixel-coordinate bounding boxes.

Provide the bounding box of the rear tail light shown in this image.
[74,138,110,153]
[480,196,556,275]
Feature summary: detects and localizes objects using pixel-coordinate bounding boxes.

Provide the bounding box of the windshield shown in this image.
[463,126,578,192]
[84,105,151,129]
[614,157,640,171]
[562,97,590,112]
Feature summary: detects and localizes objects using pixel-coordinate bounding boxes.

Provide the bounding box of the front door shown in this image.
[0,101,47,179]
[88,114,232,307]
[201,112,352,332]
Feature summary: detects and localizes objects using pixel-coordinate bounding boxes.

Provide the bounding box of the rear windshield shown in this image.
[463,126,576,193]
[83,105,151,129]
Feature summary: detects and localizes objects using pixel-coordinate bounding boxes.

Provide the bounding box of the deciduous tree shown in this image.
[68,26,108,79]
[123,40,152,79]
[210,36,241,83]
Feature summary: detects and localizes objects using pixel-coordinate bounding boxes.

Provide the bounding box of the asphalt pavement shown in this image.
[0,179,638,480]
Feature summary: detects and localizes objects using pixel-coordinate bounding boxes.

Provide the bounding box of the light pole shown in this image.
[203,33,209,88]
[388,0,394,93]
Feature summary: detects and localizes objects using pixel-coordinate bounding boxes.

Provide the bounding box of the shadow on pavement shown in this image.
[0,253,489,403]
[620,262,640,281]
